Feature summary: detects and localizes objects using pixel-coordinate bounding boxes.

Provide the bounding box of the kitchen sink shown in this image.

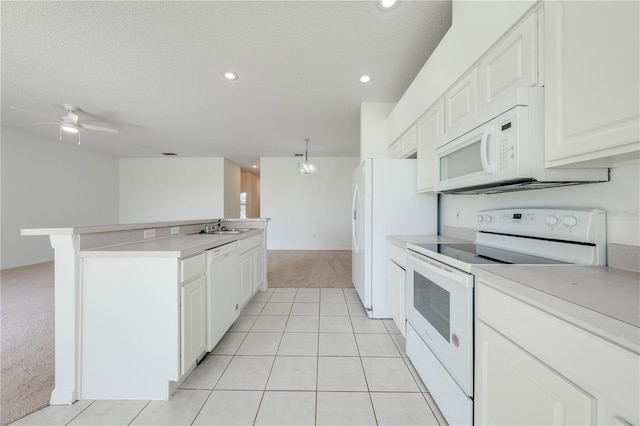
[192,228,251,235]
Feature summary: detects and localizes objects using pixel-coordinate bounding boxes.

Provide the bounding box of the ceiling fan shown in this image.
[10,104,118,144]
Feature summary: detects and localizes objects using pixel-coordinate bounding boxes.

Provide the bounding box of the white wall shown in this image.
[387,0,536,142]
[361,102,396,161]
[1,127,119,268]
[261,157,360,250]
[119,157,225,223]
[224,159,241,218]
[441,164,640,247]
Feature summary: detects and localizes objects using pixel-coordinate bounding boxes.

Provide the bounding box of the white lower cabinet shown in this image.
[180,275,206,375]
[239,251,253,306]
[386,242,406,336]
[475,320,595,425]
[239,234,266,306]
[252,245,265,292]
[387,259,405,336]
[475,281,640,426]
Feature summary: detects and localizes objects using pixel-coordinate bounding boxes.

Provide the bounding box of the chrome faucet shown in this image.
[214,219,224,231]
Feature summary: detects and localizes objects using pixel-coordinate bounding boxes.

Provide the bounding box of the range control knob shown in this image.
[476,214,484,223]
[483,215,493,223]
[563,215,579,228]
[545,215,559,227]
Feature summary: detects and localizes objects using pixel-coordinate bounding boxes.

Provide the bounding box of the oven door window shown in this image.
[414,271,450,342]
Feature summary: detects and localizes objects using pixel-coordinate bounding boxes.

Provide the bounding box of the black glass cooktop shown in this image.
[414,243,567,265]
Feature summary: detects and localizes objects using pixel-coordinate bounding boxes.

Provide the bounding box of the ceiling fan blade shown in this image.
[79,123,119,134]
[10,106,59,121]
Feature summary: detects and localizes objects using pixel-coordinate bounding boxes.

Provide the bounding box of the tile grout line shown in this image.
[63,400,96,426]
[126,400,152,425]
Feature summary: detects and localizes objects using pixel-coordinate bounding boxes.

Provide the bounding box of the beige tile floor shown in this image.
[13,288,448,426]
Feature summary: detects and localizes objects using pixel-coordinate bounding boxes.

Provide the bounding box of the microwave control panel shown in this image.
[497,120,516,172]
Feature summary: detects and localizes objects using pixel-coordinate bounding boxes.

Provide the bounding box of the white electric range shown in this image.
[404,208,607,426]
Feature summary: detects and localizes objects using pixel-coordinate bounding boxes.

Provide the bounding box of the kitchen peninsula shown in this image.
[21,218,269,405]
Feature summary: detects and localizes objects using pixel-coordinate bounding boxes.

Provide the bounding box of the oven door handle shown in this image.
[408,252,472,287]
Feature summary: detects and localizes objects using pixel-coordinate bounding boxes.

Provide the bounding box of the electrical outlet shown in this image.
[143,229,156,239]
[171,227,180,235]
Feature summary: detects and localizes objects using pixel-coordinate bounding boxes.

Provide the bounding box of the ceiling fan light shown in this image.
[61,123,79,134]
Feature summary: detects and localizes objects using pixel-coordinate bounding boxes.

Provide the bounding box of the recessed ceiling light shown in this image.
[360,75,371,83]
[378,0,399,10]
[223,71,239,81]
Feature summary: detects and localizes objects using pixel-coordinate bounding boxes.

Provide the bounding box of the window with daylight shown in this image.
[240,192,247,219]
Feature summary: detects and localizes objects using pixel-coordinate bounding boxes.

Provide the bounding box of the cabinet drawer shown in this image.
[387,242,406,268]
[241,234,262,252]
[180,253,205,283]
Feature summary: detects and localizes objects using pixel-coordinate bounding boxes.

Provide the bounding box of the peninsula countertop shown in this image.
[81,229,263,258]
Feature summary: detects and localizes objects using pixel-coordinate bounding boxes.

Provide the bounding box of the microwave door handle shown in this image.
[480,125,495,173]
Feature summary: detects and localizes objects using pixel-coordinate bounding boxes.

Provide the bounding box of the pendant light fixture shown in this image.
[298,138,317,175]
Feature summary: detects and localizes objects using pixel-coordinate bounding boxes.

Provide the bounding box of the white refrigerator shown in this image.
[352,158,437,318]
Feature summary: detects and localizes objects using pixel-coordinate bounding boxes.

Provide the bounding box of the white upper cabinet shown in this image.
[388,137,402,159]
[445,66,478,132]
[479,14,538,107]
[544,0,640,167]
[401,124,418,157]
[388,125,417,159]
[416,99,445,193]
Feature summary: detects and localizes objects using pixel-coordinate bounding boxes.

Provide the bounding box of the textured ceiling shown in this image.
[1,1,451,171]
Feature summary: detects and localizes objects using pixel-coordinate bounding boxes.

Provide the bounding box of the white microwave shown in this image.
[434,87,608,194]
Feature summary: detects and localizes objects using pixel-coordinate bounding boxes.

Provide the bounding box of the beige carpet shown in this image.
[268,250,353,288]
[1,262,55,426]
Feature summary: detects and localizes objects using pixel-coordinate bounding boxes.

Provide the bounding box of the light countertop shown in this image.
[21,218,269,236]
[473,264,640,353]
[80,229,263,259]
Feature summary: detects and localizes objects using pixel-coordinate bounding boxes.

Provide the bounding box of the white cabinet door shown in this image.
[445,67,478,132]
[239,251,253,306]
[416,98,445,193]
[401,124,418,157]
[181,275,206,375]
[475,320,595,426]
[544,0,640,167]
[252,245,265,292]
[388,138,402,159]
[386,259,405,336]
[479,14,537,107]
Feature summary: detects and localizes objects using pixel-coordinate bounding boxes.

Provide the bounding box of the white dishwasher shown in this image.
[206,241,240,351]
